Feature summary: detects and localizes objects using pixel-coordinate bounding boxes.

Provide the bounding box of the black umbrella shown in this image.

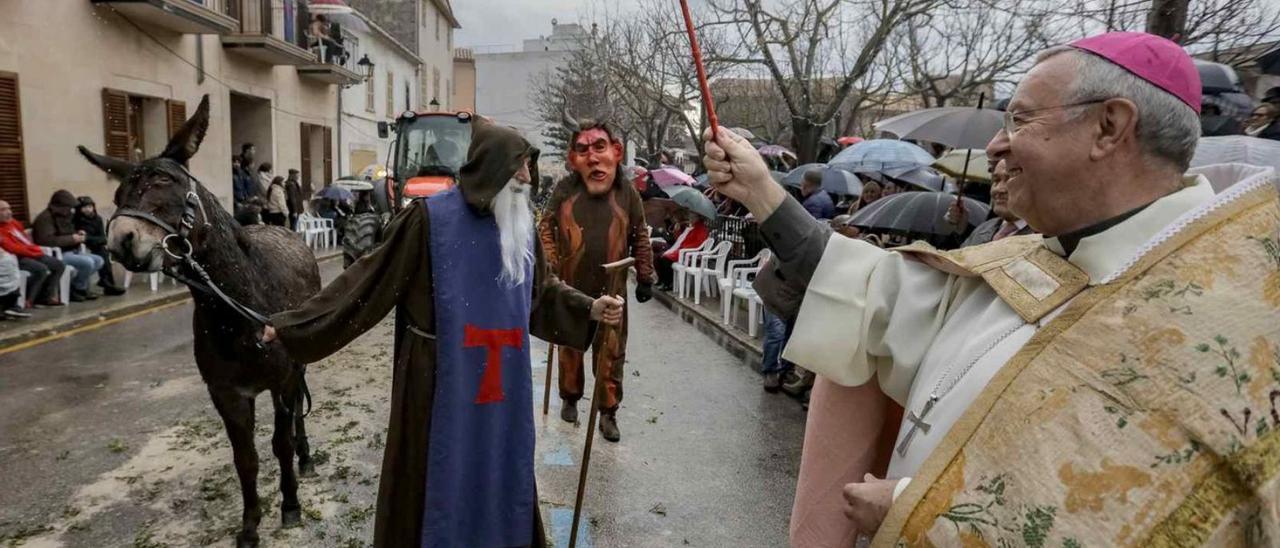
[849,191,989,236]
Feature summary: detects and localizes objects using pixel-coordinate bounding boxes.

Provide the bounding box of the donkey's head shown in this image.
[78,95,211,273]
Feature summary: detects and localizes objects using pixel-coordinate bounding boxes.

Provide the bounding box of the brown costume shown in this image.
[538,170,656,412]
[271,121,596,547]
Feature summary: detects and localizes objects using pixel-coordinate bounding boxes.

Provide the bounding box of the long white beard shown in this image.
[493,178,535,288]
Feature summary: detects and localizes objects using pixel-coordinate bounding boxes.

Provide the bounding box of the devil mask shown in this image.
[566,122,623,197]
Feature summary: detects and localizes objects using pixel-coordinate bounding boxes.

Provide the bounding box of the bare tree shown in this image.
[893,1,1062,107]
[1052,0,1280,52]
[707,0,939,163]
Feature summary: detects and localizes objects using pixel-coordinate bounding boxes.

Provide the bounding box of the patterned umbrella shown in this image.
[650,167,696,187]
[849,191,989,236]
[758,144,796,159]
[872,107,1003,150]
[661,185,718,220]
[829,139,935,176]
[932,149,991,183]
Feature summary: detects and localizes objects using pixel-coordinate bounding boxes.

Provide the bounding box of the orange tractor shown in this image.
[373,109,474,214]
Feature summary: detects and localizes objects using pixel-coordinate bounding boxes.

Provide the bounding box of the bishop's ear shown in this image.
[161,94,210,166]
[77,145,134,182]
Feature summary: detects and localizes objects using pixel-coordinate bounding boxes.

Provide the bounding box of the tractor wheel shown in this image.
[342,213,382,269]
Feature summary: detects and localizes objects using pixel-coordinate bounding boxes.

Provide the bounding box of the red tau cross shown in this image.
[463,324,525,404]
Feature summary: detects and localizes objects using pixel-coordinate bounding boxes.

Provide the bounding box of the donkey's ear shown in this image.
[77,146,134,182]
[161,94,210,165]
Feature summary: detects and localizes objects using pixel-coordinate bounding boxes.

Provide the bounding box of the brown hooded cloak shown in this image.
[271,119,596,547]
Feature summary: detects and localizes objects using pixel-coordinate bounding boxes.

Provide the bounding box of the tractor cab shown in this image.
[375,110,474,214]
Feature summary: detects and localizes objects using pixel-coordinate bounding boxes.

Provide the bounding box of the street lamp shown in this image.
[429,97,440,112]
[356,54,374,82]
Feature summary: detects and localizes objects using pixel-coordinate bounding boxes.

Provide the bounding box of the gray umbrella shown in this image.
[872,107,1004,149]
[865,168,945,192]
[850,191,988,236]
[661,185,718,220]
[782,164,861,195]
[1194,60,1240,94]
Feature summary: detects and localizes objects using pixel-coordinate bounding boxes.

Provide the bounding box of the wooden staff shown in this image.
[679,0,719,140]
[569,257,634,548]
[542,343,556,415]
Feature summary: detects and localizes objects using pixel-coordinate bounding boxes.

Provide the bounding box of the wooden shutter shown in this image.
[166,99,187,139]
[102,89,130,161]
[0,72,29,222]
[299,123,312,193]
[322,126,333,184]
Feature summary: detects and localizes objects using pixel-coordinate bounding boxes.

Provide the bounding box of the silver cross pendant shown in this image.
[895,396,937,458]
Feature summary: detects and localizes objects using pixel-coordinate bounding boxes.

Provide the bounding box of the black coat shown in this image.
[73,212,109,254]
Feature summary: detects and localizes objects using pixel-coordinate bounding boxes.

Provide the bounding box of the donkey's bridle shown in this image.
[110,166,271,328]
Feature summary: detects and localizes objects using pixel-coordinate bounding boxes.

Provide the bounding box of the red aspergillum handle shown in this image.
[679,0,719,141]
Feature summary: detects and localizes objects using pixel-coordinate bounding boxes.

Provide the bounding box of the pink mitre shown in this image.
[1069,31,1202,113]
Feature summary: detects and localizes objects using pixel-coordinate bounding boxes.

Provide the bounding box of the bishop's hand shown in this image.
[843,473,897,536]
[261,325,277,344]
[701,127,786,220]
[591,295,624,326]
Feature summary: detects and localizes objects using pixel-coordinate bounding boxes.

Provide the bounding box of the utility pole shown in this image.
[1147,0,1189,43]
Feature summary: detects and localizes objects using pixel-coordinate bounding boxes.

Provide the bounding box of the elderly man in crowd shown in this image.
[956,160,1034,247]
[704,31,1280,546]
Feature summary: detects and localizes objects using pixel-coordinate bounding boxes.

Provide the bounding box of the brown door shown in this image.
[322,125,332,184]
[299,123,312,195]
[0,72,28,222]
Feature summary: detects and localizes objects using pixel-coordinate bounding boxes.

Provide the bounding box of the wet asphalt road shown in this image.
[0,272,806,547]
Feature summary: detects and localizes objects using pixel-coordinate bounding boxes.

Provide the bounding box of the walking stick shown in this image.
[679,0,719,140]
[569,257,635,548]
[542,343,556,415]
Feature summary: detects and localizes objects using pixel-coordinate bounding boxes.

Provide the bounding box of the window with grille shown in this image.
[366,71,375,113]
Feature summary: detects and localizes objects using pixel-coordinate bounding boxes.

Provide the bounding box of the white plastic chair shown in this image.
[38,246,75,305]
[689,241,733,305]
[719,249,770,325]
[123,271,173,292]
[672,239,714,300]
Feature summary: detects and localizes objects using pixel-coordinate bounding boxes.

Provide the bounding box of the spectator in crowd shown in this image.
[800,169,835,219]
[761,258,795,392]
[32,190,103,302]
[285,169,304,229]
[655,210,709,290]
[0,246,30,319]
[262,175,289,227]
[256,162,274,196]
[73,196,125,295]
[1199,103,1242,136]
[233,143,257,209]
[958,160,1035,247]
[1245,103,1280,140]
[851,180,883,214]
[0,199,65,307]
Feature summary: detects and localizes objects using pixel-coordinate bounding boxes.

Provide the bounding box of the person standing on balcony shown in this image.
[538,116,656,442]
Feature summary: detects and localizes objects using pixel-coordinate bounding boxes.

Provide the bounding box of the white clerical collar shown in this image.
[1044,175,1214,285]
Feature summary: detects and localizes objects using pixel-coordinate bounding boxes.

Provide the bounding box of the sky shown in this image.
[453,0,591,50]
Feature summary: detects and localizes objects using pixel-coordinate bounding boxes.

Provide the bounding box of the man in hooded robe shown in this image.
[263,119,624,547]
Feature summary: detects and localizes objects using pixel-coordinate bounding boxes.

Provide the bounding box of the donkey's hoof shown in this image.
[281,508,303,528]
[298,460,317,478]
[235,531,260,548]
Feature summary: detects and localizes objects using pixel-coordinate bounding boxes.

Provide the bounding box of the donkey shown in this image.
[78,95,321,548]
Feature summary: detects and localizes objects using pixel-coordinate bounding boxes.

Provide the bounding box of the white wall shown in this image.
[418,2,456,111]
[338,18,421,177]
[474,50,569,163]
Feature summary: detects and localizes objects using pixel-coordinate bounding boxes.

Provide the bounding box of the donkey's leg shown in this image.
[271,389,303,528]
[210,388,262,548]
[294,375,316,478]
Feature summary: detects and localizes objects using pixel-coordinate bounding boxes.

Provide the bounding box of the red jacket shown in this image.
[662,219,709,262]
[0,219,44,258]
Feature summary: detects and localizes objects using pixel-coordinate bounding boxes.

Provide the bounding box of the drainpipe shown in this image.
[337,87,343,176]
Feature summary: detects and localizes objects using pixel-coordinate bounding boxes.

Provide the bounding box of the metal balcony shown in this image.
[220,0,313,66]
[90,0,239,35]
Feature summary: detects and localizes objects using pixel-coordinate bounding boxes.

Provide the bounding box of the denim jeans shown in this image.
[761,309,795,375]
[61,251,104,292]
